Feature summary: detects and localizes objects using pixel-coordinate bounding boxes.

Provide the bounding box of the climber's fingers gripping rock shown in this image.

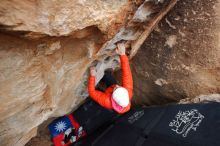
[116,42,126,55]
[90,66,97,77]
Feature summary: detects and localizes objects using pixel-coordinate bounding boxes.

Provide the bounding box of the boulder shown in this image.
[0,0,176,145]
[131,0,220,105]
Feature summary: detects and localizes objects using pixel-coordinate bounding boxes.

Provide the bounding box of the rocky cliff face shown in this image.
[0,0,177,145]
[130,0,220,105]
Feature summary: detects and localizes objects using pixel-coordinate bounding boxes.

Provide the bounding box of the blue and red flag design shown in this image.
[48,114,86,146]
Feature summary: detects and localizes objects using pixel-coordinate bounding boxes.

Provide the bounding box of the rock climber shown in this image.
[88,42,133,114]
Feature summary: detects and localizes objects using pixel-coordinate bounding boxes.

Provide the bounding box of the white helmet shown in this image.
[112,87,129,108]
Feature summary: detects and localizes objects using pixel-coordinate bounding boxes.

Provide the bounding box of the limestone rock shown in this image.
[179,94,220,104]
[131,0,220,106]
[0,0,177,145]
[0,0,131,37]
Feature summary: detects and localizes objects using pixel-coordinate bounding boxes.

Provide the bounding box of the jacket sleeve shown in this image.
[88,76,112,109]
[120,55,133,100]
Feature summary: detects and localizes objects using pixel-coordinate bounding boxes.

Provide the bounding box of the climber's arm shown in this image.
[120,55,133,99]
[88,68,112,109]
[116,43,133,99]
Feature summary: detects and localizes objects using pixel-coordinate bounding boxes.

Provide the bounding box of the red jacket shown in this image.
[88,55,133,114]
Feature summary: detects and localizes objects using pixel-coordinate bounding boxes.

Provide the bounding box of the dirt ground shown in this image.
[25,119,53,146]
[26,0,220,145]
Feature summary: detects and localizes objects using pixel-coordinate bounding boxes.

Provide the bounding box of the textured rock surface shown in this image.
[0,33,94,146]
[0,0,131,36]
[179,94,220,104]
[0,0,177,145]
[131,0,220,106]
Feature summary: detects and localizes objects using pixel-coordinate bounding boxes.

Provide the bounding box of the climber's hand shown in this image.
[116,42,126,55]
[90,67,96,76]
